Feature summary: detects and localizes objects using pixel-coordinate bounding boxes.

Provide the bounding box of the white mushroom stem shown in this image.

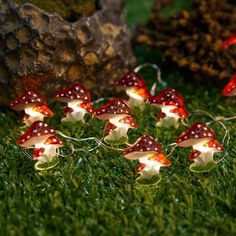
[24,106,45,126]
[63,100,87,123]
[126,88,145,106]
[192,142,216,166]
[105,126,129,141]
[139,165,161,177]
[35,143,59,163]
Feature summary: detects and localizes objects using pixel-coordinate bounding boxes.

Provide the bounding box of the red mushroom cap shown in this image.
[221,33,236,49]
[119,116,138,128]
[104,122,117,134]
[176,121,216,147]
[115,71,147,88]
[17,121,56,148]
[63,107,74,116]
[148,153,171,166]
[129,87,151,100]
[123,135,163,160]
[148,88,185,107]
[53,83,91,103]
[203,139,224,152]
[157,112,167,121]
[135,163,147,174]
[95,98,131,120]
[32,105,54,117]
[78,102,94,114]
[170,107,189,119]
[33,147,45,159]
[44,135,64,147]
[10,90,46,111]
[222,74,236,96]
[189,149,202,160]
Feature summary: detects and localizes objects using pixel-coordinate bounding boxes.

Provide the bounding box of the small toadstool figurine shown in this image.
[222,73,236,96]
[123,135,171,185]
[95,98,137,144]
[10,90,53,126]
[104,116,138,144]
[53,83,94,123]
[148,88,189,128]
[176,121,224,172]
[115,71,151,107]
[18,121,64,170]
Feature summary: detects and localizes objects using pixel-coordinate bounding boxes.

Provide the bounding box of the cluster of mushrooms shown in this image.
[10,69,227,184]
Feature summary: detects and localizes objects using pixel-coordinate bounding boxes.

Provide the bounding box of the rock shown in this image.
[0,0,136,105]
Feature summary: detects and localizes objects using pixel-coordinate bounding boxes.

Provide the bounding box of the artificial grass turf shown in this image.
[1,1,236,235]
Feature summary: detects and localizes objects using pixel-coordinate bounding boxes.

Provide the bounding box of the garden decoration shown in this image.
[148,88,189,128]
[18,120,64,170]
[176,121,224,173]
[123,135,171,185]
[221,33,236,49]
[0,0,135,105]
[115,63,164,107]
[222,74,236,96]
[115,71,151,107]
[137,0,236,82]
[53,83,94,123]
[95,98,137,145]
[10,90,53,126]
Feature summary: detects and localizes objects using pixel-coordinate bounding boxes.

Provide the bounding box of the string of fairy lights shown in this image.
[10,63,234,185]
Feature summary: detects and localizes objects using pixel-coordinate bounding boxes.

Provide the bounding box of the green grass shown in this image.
[1,0,236,235]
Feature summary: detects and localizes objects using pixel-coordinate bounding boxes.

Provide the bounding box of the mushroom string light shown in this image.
[17,121,64,170]
[95,98,137,144]
[104,116,138,144]
[10,90,53,126]
[221,33,236,49]
[123,135,171,185]
[176,121,224,172]
[148,88,189,128]
[53,83,94,123]
[222,74,236,97]
[115,71,151,106]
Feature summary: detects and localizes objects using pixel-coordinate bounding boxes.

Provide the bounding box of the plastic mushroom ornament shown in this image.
[95,98,136,144]
[115,71,151,106]
[221,33,236,49]
[104,116,138,144]
[123,135,171,185]
[53,83,94,123]
[222,74,236,96]
[10,90,53,126]
[148,88,189,128]
[17,121,64,170]
[176,121,224,172]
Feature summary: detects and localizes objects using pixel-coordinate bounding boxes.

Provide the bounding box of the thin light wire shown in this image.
[92,97,113,105]
[134,63,164,85]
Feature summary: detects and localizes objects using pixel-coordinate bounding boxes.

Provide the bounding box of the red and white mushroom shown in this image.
[10,90,53,126]
[115,71,151,106]
[53,83,94,123]
[221,33,236,49]
[176,121,224,171]
[95,98,136,142]
[123,135,171,182]
[148,88,189,127]
[176,121,216,147]
[18,121,63,169]
[222,73,236,97]
[104,116,137,142]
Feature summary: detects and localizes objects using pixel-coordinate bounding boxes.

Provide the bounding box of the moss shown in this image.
[14,0,97,21]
